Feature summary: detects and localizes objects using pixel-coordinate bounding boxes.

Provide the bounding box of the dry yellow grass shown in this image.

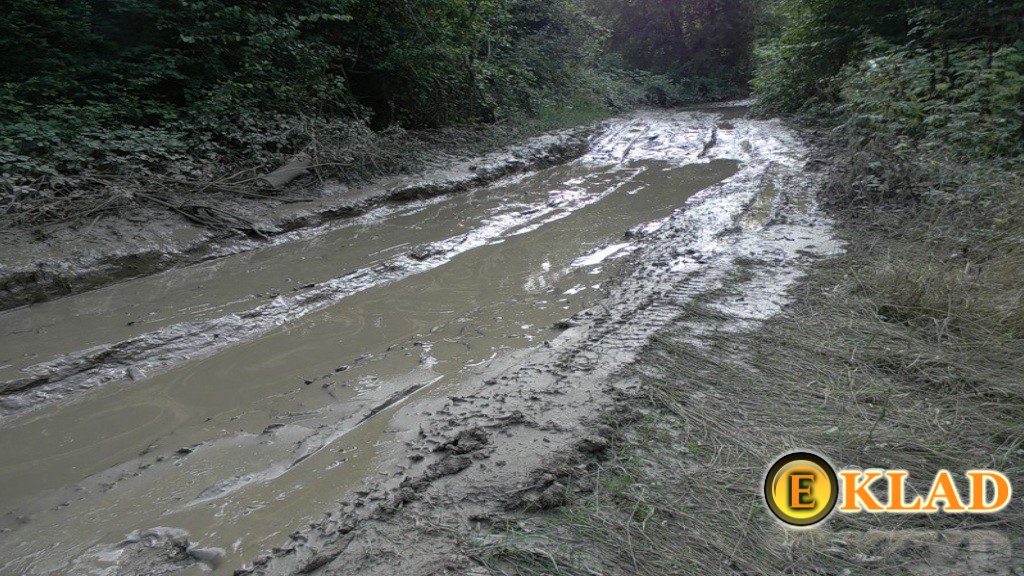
[467,136,1024,576]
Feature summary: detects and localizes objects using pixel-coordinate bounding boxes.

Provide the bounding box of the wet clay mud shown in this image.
[0,105,841,575]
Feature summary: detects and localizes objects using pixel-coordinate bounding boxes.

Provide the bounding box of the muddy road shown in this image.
[0,105,839,575]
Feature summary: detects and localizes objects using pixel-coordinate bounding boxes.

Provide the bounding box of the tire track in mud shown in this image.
[0,158,674,418]
[239,112,844,576]
[0,130,592,312]
[0,111,724,420]
[0,107,841,576]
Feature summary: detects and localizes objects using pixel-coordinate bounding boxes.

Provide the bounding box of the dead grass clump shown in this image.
[823,133,925,209]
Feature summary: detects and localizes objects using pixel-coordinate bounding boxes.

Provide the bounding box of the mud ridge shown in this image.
[0,129,591,312]
[233,112,842,576]
[0,108,842,576]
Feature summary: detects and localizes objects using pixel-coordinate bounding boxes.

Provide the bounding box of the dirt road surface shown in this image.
[0,105,840,575]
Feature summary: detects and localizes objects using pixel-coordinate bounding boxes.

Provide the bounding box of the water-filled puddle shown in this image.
[0,112,742,574]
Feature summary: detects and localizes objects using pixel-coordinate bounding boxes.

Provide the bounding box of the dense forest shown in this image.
[1,0,1021,224]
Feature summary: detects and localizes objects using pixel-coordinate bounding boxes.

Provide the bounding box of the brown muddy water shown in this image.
[0,110,745,575]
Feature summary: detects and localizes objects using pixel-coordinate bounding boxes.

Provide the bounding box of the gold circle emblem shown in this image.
[764,452,838,527]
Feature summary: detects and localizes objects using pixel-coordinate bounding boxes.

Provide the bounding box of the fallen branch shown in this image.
[258,154,312,190]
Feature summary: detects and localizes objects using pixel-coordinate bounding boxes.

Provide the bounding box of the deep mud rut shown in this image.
[0,105,840,575]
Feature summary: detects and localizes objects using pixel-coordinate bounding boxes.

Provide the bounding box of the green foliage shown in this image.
[2,0,773,223]
[0,0,608,222]
[839,42,1024,158]
[590,0,757,95]
[753,0,1024,159]
[751,0,910,113]
[484,0,606,117]
[0,0,603,134]
[1,0,367,213]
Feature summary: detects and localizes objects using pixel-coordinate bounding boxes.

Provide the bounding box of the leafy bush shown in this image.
[839,42,1024,158]
[753,0,1024,161]
[0,0,608,222]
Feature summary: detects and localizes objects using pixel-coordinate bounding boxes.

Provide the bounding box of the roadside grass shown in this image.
[467,143,1024,575]
[516,101,618,135]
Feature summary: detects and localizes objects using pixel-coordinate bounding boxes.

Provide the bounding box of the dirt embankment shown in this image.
[0,129,591,312]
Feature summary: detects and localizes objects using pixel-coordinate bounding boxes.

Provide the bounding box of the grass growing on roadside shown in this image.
[467,141,1024,575]
[518,102,617,135]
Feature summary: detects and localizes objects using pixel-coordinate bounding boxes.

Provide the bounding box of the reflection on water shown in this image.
[0,112,742,575]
